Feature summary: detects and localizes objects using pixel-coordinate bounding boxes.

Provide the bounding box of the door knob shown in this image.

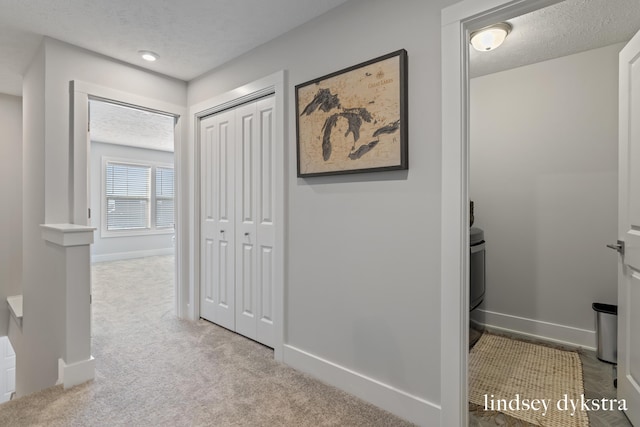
[244,232,249,236]
[607,240,625,255]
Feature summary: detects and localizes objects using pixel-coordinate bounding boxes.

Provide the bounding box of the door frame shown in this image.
[70,80,187,317]
[188,71,286,361]
[439,1,562,425]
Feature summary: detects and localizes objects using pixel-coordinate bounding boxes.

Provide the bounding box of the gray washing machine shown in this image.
[470,227,486,348]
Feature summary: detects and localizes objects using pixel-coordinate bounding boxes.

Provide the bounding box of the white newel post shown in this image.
[40,224,96,389]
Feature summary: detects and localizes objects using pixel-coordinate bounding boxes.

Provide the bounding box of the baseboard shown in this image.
[283,345,439,427]
[91,247,174,263]
[478,309,597,350]
[57,356,95,389]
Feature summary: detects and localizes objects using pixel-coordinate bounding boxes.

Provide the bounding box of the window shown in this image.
[106,163,150,231]
[103,158,174,236]
[155,167,175,229]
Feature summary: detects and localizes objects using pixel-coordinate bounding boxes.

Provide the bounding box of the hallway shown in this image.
[0,256,412,426]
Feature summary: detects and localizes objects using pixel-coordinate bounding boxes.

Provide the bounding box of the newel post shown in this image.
[40,223,96,388]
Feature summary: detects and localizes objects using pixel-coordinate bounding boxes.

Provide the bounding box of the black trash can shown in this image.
[593,303,618,364]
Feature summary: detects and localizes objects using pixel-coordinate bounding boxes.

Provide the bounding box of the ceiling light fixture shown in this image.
[139,50,159,62]
[470,23,512,52]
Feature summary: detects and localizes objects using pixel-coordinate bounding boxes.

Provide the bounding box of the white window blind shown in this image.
[105,163,151,231]
[155,167,174,229]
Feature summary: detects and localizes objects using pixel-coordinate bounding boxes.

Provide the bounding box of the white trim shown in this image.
[72,81,184,118]
[91,138,175,153]
[57,356,95,389]
[70,80,188,319]
[6,296,23,328]
[99,229,174,238]
[440,15,469,427]
[283,345,439,427]
[440,1,563,425]
[188,71,286,361]
[478,309,597,350]
[41,223,96,246]
[91,247,175,263]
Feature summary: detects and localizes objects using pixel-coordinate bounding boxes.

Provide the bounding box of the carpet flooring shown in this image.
[0,256,415,427]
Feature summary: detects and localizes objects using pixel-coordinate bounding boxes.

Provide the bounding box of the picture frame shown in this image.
[295,49,408,177]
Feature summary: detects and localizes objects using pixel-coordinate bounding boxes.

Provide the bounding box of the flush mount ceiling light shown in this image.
[470,23,512,52]
[138,50,159,62]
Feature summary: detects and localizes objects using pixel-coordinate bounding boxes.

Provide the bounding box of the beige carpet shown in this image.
[469,334,588,427]
[0,256,414,427]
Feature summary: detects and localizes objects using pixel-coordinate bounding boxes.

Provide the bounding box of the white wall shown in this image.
[21,44,48,396]
[21,38,187,395]
[470,43,621,347]
[90,142,174,262]
[189,0,455,421]
[0,94,22,336]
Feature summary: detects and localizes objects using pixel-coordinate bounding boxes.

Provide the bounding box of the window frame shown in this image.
[155,166,176,230]
[101,156,175,238]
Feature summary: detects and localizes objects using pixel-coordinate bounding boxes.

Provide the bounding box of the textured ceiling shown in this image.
[0,0,349,96]
[89,100,175,152]
[1,0,639,96]
[2,0,639,143]
[470,0,640,77]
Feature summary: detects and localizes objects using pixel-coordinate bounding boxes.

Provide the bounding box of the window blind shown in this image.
[155,167,175,229]
[105,163,151,230]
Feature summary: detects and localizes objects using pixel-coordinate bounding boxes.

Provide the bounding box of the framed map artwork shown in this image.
[295,49,408,177]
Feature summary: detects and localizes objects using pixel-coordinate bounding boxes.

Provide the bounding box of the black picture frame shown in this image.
[295,49,408,177]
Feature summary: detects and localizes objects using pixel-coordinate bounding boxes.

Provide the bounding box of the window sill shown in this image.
[100,228,174,239]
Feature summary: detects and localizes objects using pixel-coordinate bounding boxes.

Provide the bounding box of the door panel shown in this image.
[235,102,259,340]
[259,245,274,325]
[200,111,235,330]
[618,28,640,425]
[256,97,276,347]
[260,104,274,225]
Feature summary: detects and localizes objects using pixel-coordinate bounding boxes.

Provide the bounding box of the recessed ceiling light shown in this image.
[139,50,159,62]
[470,23,512,52]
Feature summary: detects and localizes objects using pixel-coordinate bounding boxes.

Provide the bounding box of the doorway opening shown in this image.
[88,99,178,322]
[442,0,639,424]
[467,2,625,424]
[88,99,179,330]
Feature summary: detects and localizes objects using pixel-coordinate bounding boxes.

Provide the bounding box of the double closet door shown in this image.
[200,95,275,348]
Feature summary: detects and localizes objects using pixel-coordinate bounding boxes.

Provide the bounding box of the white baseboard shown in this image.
[478,309,597,350]
[283,345,439,427]
[91,247,174,263]
[57,356,95,389]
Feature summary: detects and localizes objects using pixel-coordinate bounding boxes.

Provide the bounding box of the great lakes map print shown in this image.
[296,53,404,175]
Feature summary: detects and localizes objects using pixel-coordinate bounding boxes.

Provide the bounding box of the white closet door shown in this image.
[235,102,259,340]
[255,96,276,347]
[235,96,276,347]
[200,110,236,330]
[200,95,276,348]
